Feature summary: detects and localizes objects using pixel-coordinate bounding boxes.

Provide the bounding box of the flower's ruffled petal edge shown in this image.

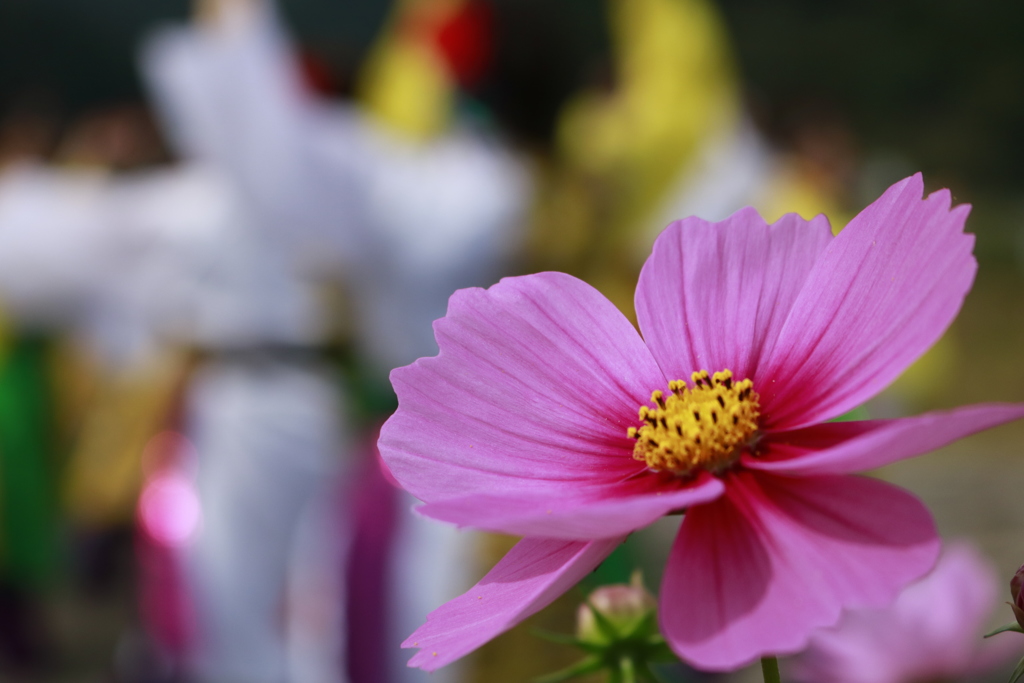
[759,174,976,429]
[415,471,725,539]
[659,471,939,671]
[380,272,666,503]
[403,535,625,671]
[743,403,1024,476]
[636,208,833,387]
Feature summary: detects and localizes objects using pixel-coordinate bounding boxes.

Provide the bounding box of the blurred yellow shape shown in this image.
[531,0,738,319]
[755,157,851,234]
[357,0,464,141]
[62,350,193,528]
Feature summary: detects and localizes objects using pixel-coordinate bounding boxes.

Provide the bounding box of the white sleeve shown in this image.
[0,165,116,326]
[347,132,532,370]
[140,1,307,169]
[139,2,368,269]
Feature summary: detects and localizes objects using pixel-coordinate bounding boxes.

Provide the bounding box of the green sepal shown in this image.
[1009,654,1024,683]
[585,598,627,641]
[985,622,1024,638]
[534,655,604,683]
[620,609,659,640]
[537,574,677,681]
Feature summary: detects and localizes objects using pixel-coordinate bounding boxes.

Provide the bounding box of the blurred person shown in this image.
[140,1,531,682]
[138,1,528,683]
[0,124,351,683]
[144,0,528,382]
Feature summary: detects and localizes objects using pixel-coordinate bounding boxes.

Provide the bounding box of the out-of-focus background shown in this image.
[0,1,1023,682]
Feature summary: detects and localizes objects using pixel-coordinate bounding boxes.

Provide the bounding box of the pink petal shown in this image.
[636,208,833,387]
[660,471,939,671]
[403,535,624,671]
[416,471,724,539]
[758,174,975,429]
[379,272,667,503]
[744,403,1024,475]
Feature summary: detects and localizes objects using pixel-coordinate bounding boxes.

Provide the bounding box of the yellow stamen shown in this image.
[628,370,760,476]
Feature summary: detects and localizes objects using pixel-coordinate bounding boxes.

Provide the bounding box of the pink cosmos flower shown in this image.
[789,542,1024,683]
[378,174,1024,671]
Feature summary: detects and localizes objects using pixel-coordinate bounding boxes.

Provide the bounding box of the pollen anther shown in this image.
[629,370,760,476]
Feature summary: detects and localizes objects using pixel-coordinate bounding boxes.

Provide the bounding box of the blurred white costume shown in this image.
[140,3,529,682]
[142,2,527,376]
[0,161,349,683]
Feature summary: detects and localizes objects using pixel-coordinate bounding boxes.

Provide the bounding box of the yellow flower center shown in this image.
[628,369,760,476]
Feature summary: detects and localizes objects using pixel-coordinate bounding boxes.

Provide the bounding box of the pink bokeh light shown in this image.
[139,472,201,547]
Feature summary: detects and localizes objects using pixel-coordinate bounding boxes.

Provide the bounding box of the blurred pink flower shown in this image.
[378,174,1024,671]
[789,542,1023,683]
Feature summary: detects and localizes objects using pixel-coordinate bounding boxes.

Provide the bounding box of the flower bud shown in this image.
[1011,564,1024,629]
[576,579,657,646]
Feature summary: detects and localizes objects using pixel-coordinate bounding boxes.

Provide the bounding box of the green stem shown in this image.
[619,655,638,683]
[761,656,781,683]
